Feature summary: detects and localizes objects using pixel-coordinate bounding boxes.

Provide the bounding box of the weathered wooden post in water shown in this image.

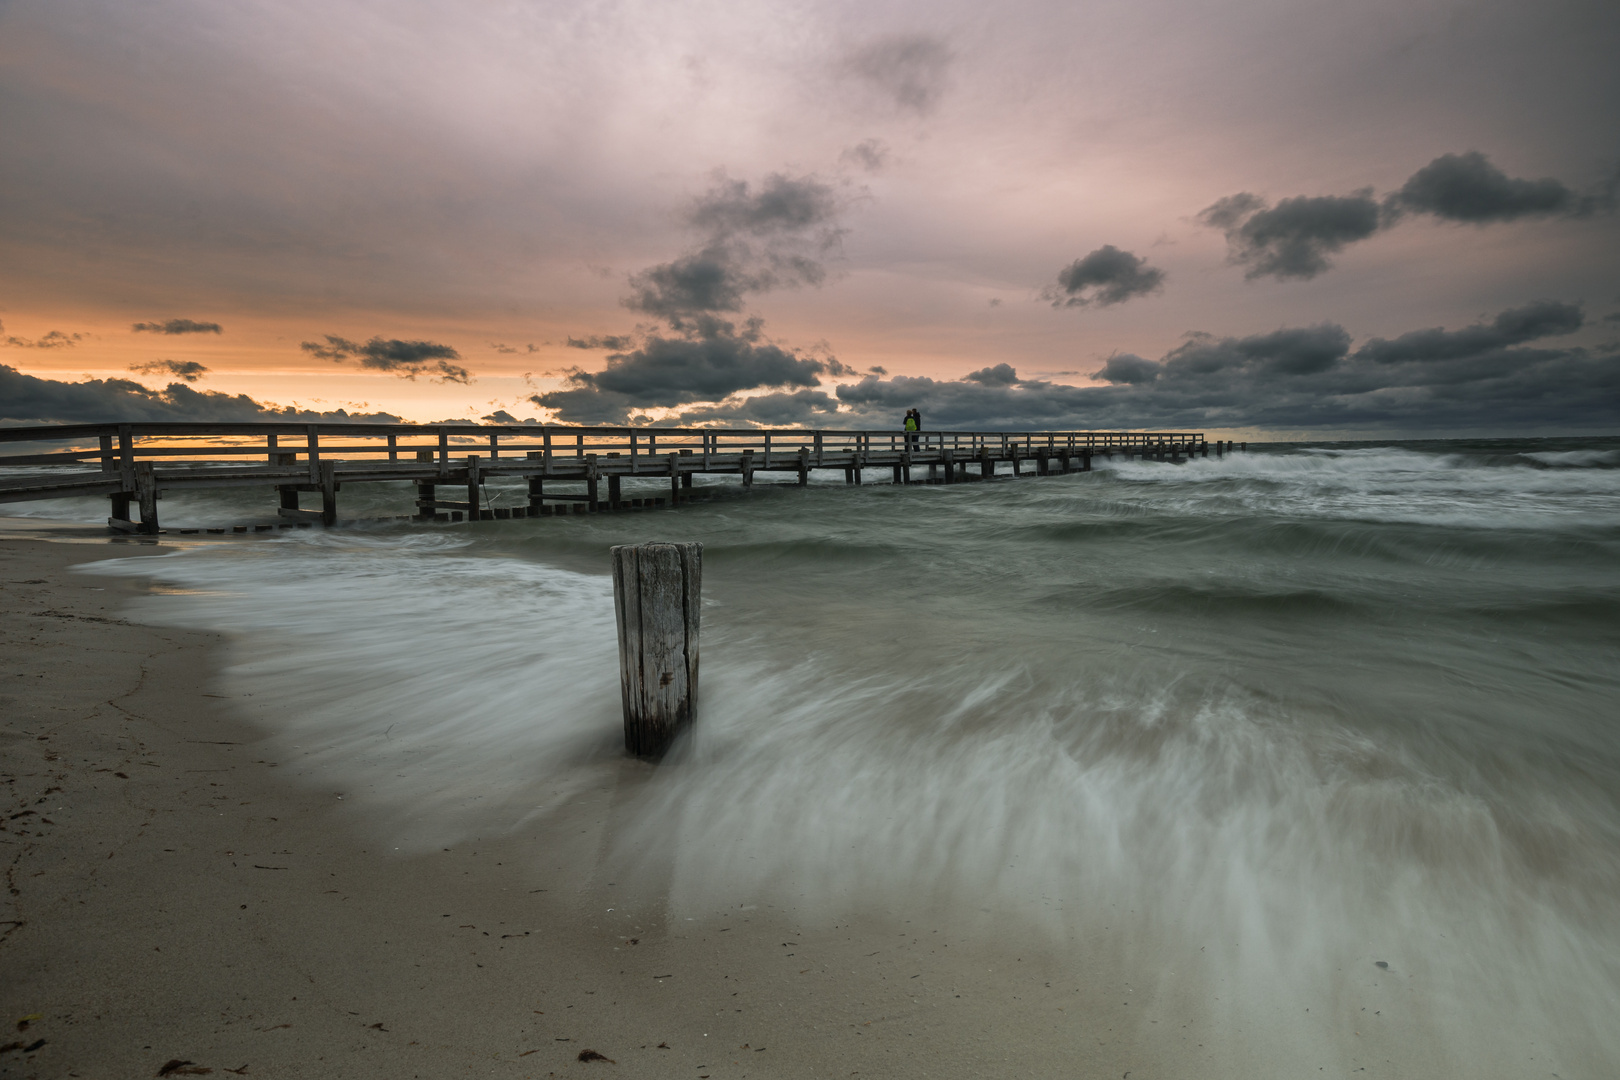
[611,542,702,757]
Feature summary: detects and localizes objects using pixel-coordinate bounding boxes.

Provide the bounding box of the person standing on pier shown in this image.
[904,408,921,450]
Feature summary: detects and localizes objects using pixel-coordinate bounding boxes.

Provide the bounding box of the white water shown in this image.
[71,440,1620,1075]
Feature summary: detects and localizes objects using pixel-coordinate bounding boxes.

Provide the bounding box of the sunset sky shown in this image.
[2,0,1616,435]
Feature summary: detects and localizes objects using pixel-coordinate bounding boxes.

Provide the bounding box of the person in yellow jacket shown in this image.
[904,408,921,450]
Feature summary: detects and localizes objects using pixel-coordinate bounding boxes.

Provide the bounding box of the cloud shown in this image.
[300,334,472,383]
[821,300,1615,433]
[1043,245,1166,307]
[843,34,953,114]
[565,335,633,351]
[530,316,839,424]
[520,297,1614,434]
[3,328,85,349]
[1201,152,1611,281]
[0,364,400,425]
[1090,354,1160,385]
[673,389,842,427]
[129,359,210,382]
[626,172,844,321]
[1390,152,1582,223]
[132,318,223,335]
[963,363,1020,386]
[1199,190,1383,280]
[1162,324,1353,376]
[1356,300,1583,364]
[840,139,891,173]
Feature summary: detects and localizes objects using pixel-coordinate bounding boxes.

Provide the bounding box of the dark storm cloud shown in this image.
[1389,152,1583,223]
[530,316,840,424]
[0,365,400,425]
[1198,191,1383,281]
[963,363,1020,386]
[1089,354,1160,385]
[626,173,843,320]
[672,389,842,427]
[1356,300,1583,364]
[530,298,1613,433]
[129,359,210,382]
[565,335,633,351]
[300,334,472,384]
[132,318,222,335]
[826,300,1616,433]
[1043,245,1166,307]
[843,34,953,114]
[1162,324,1353,377]
[1202,152,1611,281]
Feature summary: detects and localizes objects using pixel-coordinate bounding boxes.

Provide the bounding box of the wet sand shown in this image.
[0,535,1181,1080]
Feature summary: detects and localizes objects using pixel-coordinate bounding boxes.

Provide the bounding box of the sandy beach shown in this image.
[1,533,1176,1080]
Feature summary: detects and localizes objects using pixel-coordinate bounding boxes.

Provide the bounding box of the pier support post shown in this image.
[668,453,681,504]
[798,447,810,485]
[941,449,954,483]
[416,450,437,519]
[528,452,546,511]
[135,462,159,535]
[466,455,482,521]
[741,449,754,489]
[981,453,994,479]
[1082,448,1092,471]
[611,542,701,758]
[608,474,622,507]
[108,492,132,530]
[320,460,338,527]
[586,455,600,512]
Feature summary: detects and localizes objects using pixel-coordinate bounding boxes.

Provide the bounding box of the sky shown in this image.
[1,0,1617,436]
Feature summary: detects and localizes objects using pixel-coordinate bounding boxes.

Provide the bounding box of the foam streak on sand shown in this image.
[7,436,1620,1076]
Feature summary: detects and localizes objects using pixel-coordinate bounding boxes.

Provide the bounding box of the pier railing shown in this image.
[0,422,1222,532]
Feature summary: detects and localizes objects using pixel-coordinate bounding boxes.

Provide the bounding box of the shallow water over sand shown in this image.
[72,438,1620,1075]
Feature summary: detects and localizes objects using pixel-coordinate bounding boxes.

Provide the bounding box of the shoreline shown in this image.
[1,533,1165,1079]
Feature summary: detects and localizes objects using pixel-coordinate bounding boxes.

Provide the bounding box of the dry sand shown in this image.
[0,534,1191,1080]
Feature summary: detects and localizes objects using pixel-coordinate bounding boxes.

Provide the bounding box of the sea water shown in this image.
[19,438,1620,1073]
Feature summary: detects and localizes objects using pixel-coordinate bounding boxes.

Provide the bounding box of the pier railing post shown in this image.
[611,542,702,758]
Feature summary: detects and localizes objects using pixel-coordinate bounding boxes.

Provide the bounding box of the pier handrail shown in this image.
[0,422,1222,531]
[0,421,1205,470]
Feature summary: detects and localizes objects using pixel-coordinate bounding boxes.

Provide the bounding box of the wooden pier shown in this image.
[0,422,1232,534]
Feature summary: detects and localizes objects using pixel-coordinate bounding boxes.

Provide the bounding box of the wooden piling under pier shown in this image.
[0,422,1217,530]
